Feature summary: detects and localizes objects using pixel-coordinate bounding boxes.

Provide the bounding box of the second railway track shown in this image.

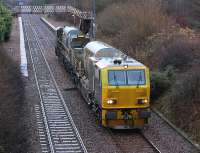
[22,15,87,153]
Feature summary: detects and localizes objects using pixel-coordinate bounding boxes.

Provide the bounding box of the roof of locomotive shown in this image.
[84,41,121,57]
[63,26,80,35]
[85,41,145,69]
[95,57,145,69]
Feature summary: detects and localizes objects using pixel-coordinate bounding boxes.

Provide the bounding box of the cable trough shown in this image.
[22,15,87,153]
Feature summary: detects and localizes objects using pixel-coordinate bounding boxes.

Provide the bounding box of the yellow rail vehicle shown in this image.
[85,44,151,128]
[55,27,151,129]
[101,65,150,128]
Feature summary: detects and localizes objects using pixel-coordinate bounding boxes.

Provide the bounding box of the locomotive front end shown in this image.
[101,64,151,129]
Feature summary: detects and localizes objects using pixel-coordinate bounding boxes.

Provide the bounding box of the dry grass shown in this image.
[97,0,171,59]
[0,46,27,153]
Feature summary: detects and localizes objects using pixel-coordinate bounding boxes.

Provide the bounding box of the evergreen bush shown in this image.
[0,3,12,42]
[150,71,172,101]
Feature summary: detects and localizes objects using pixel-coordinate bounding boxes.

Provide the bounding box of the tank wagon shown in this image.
[55,26,151,129]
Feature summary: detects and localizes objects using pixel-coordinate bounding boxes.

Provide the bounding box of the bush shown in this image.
[158,36,195,71]
[95,0,125,13]
[171,66,200,105]
[97,0,170,57]
[151,71,172,101]
[158,65,200,129]
[77,0,125,12]
[155,65,200,143]
[0,3,12,42]
[0,146,5,153]
[147,27,200,71]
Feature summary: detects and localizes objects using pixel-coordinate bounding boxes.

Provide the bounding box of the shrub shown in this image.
[0,3,12,42]
[158,65,200,129]
[95,0,125,13]
[158,36,195,71]
[77,0,125,12]
[97,0,170,57]
[151,71,172,101]
[155,65,200,143]
[0,146,5,153]
[148,28,200,71]
[171,66,200,105]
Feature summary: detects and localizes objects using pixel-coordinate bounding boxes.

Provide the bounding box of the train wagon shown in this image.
[55,27,151,129]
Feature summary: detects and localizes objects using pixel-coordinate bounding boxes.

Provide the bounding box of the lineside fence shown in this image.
[14,5,92,19]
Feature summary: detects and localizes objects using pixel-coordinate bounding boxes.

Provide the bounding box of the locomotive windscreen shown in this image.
[108,70,146,86]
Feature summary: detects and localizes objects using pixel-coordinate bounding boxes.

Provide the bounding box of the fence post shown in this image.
[54,4,56,14]
[31,5,33,14]
[42,5,45,14]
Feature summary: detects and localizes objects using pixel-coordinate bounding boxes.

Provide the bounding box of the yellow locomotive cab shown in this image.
[100,66,151,129]
[102,66,150,109]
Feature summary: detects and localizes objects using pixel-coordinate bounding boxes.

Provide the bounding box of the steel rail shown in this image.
[23,15,87,153]
[140,132,161,153]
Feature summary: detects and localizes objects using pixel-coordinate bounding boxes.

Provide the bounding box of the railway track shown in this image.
[22,15,87,153]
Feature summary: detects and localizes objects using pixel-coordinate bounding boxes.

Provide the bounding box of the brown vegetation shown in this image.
[97,0,171,60]
[0,46,27,153]
[148,28,200,70]
[156,65,200,142]
[165,0,200,29]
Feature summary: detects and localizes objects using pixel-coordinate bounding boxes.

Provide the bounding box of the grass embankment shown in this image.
[0,3,28,153]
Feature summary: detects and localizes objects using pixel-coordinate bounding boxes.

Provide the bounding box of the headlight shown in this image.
[138,99,148,104]
[107,99,117,104]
